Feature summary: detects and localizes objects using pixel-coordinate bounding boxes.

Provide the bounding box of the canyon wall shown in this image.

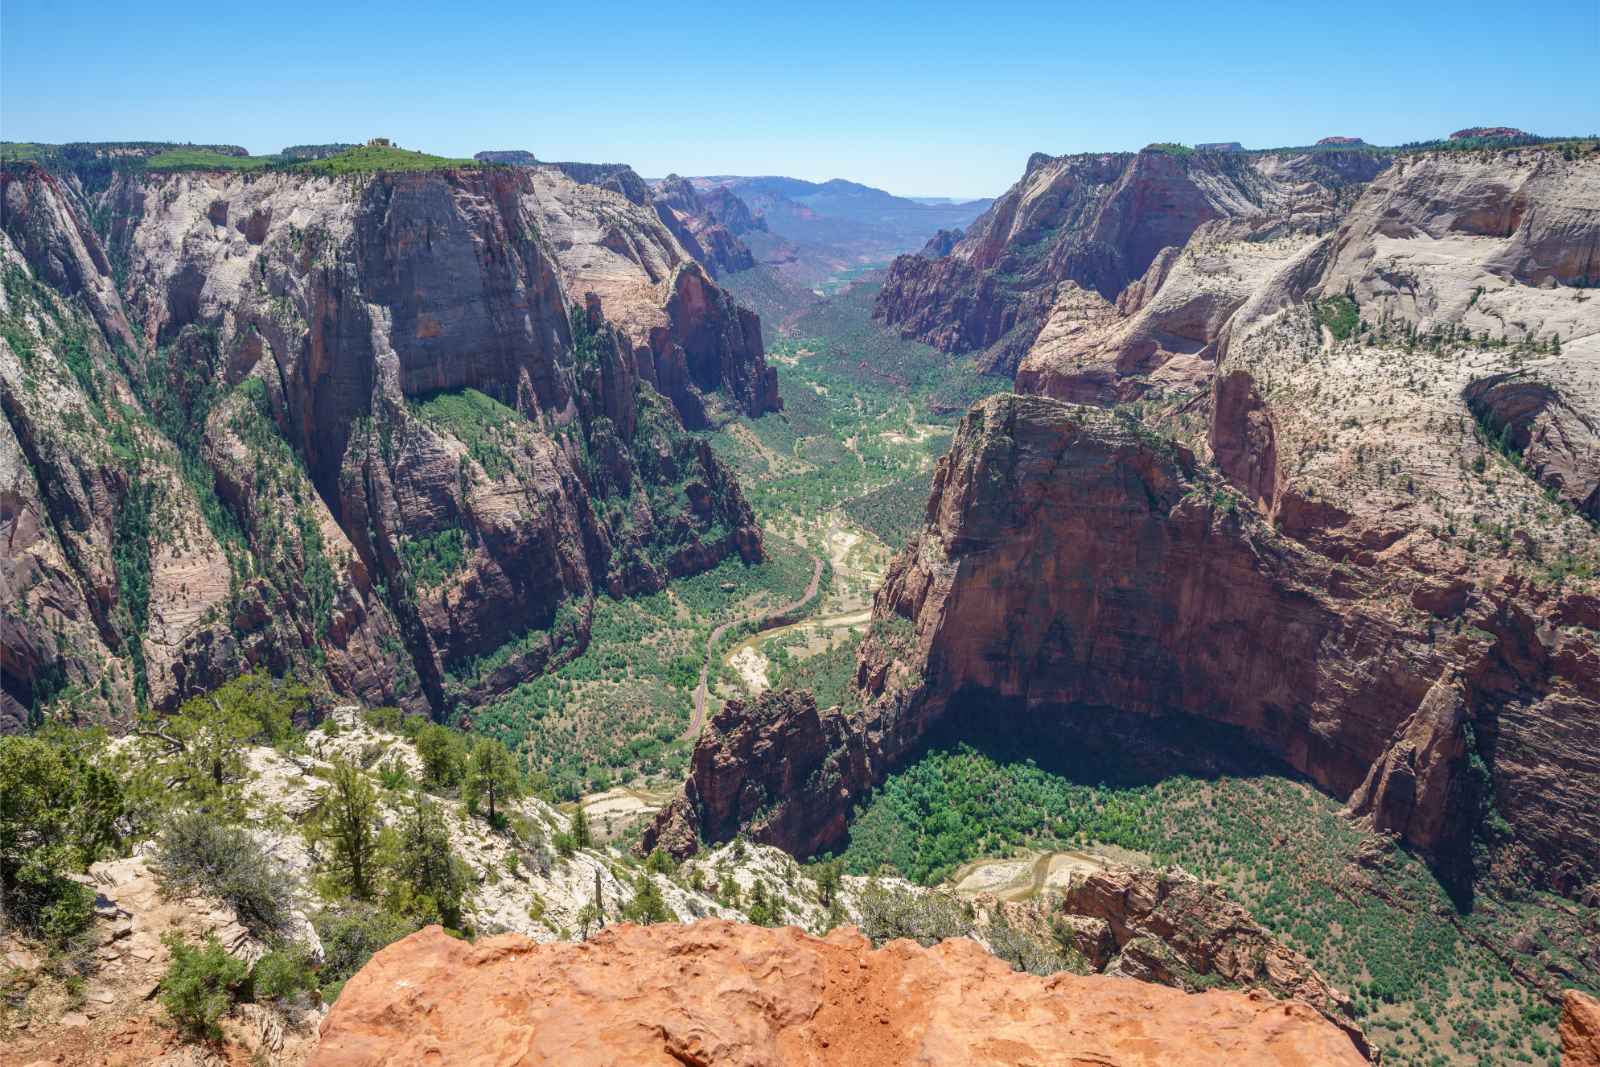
[875,146,1389,374]
[1,159,774,728]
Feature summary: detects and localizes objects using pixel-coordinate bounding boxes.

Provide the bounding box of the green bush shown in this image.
[620,873,672,924]
[151,811,290,937]
[384,793,470,927]
[159,933,248,1038]
[0,734,122,945]
[414,724,467,790]
[313,903,420,999]
[250,947,318,1002]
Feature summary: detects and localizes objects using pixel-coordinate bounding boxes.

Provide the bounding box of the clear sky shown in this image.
[3,0,1596,199]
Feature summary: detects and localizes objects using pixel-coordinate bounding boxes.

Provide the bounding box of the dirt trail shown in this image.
[683,555,824,741]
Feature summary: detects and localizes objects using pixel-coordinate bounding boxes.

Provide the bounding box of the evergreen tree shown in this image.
[314,758,380,899]
[387,792,468,927]
[464,736,522,823]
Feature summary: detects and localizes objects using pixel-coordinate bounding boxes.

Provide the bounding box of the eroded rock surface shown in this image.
[1565,989,1600,1067]
[309,921,1372,1067]
[0,159,770,725]
[875,146,1389,373]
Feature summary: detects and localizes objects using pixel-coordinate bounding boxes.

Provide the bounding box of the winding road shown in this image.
[682,554,825,742]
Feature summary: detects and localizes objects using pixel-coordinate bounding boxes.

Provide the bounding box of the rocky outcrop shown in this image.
[547,160,652,205]
[1,158,768,725]
[1046,866,1369,1056]
[874,146,1390,374]
[310,921,1373,1067]
[652,175,760,276]
[474,149,538,166]
[642,689,864,859]
[525,164,779,426]
[1317,137,1365,146]
[652,379,1600,901]
[1565,989,1600,1067]
[1015,217,1321,405]
[1450,127,1532,141]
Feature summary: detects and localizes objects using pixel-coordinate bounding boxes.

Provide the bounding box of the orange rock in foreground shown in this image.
[310,921,1371,1067]
[1566,990,1600,1067]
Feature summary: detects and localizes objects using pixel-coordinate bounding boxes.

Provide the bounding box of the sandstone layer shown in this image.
[309,921,1372,1067]
[1566,989,1600,1067]
[875,146,1389,373]
[1,158,773,727]
[652,174,761,276]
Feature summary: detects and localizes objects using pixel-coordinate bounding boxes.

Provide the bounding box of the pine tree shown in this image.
[315,758,380,899]
[463,737,522,823]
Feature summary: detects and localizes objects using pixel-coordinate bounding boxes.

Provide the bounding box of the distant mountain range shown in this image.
[674,175,992,287]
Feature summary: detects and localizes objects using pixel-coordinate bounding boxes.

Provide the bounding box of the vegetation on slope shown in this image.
[835,737,1593,1067]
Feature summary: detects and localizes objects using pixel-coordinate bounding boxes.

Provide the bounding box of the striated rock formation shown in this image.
[642,688,862,859]
[875,146,1390,374]
[654,378,1600,902]
[1,157,771,726]
[526,164,779,426]
[652,174,760,276]
[1043,866,1369,1055]
[1195,141,1245,152]
[1317,136,1366,146]
[1015,217,1322,404]
[309,921,1372,1067]
[1566,990,1600,1067]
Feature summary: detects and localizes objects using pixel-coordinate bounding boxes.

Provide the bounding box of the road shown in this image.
[682,554,824,742]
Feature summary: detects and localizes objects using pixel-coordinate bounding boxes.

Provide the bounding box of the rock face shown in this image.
[642,689,864,859]
[309,921,1372,1067]
[655,380,1600,901]
[526,164,779,427]
[1450,126,1532,141]
[0,158,771,726]
[1317,136,1365,146]
[874,146,1390,374]
[1565,989,1600,1067]
[647,146,1600,910]
[652,174,760,276]
[1047,867,1369,1056]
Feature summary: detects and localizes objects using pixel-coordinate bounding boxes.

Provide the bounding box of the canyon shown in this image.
[5,131,1598,1067]
[651,144,1600,909]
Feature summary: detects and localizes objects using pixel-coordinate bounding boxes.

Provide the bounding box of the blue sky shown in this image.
[3,0,1596,198]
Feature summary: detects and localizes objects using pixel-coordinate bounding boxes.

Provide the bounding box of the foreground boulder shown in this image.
[1567,990,1600,1067]
[310,921,1371,1066]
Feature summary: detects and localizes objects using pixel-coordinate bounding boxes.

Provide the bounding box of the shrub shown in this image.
[152,812,291,937]
[855,881,971,947]
[384,793,469,927]
[313,903,419,999]
[463,736,522,822]
[0,734,122,945]
[250,947,318,1003]
[159,933,248,1038]
[414,724,466,790]
[620,873,672,925]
